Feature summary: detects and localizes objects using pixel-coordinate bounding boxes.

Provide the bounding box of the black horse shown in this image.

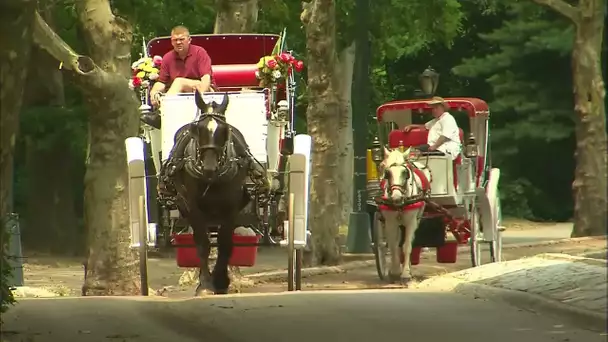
[158,91,259,295]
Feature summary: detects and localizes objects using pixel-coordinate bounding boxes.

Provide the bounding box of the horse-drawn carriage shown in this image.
[125,32,311,294]
[366,97,503,282]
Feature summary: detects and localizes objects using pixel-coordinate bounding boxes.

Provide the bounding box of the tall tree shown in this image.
[32,0,142,294]
[20,1,83,255]
[0,0,36,226]
[214,0,259,33]
[301,0,343,264]
[529,0,607,236]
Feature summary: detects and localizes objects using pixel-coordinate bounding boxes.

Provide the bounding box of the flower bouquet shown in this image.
[256,52,305,88]
[129,55,163,90]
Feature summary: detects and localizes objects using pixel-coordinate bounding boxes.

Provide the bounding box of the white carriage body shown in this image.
[144,91,286,178]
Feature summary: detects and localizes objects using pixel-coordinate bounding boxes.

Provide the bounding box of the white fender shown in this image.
[476,168,501,241]
[289,134,312,248]
[125,137,155,248]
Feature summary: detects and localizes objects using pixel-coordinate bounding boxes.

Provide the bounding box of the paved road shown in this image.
[501,223,573,245]
[3,290,603,342]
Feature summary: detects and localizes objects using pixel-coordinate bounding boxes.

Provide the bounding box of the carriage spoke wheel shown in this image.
[372,212,389,281]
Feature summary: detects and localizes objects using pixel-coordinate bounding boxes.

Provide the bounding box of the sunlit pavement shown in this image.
[2,290,603,342]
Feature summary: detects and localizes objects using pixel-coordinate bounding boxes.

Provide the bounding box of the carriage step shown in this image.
[498,226,506,232]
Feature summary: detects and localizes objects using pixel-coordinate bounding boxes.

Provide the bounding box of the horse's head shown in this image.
[382,146,413,203]
[189,91,231,177]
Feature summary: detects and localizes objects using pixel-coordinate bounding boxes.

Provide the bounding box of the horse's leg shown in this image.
[382,211,402,284]
[400,208,422,284]
[184,201,213,296]
[211,214,236,294]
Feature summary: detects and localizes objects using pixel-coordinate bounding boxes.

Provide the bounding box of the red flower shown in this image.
[294,60,305,72]
[266,59,278,69]
[279,52,292,62]
[132,76,142,87]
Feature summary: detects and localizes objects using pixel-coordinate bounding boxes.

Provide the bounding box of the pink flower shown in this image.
[266,59,278,69]
[153,55,163,66]
[279,53,292,62]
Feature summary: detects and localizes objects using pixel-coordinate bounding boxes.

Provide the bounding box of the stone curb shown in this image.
[244,236,607,283]
[534,252,608,266]
[415,277,607,333]
[247,260,377,283]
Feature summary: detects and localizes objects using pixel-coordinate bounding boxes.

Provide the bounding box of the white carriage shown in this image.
[367,97,504,280]
[125,32,311,291]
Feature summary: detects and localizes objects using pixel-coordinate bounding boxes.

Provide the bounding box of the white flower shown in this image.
[141,80,150,87]
[255,70,260,79]
[128,79,135,90]
[149,73,159,81]
[272,70,282,79]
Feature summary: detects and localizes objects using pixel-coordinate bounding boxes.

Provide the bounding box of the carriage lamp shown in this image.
[419,67,439,96]
[370,136,383,164]
[464,132,478,158]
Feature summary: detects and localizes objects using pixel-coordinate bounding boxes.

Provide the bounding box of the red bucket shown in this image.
[410,247,422,265]
[436,242,459,263]
[173,233,261,268]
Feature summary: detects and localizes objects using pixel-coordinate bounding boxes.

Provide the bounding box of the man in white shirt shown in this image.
[403,97,462,160]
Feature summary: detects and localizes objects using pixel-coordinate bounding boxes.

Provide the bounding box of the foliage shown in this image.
[453,2,575,220]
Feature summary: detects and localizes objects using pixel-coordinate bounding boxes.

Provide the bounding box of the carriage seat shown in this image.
[212,64,261,91]
[387,127,464,190]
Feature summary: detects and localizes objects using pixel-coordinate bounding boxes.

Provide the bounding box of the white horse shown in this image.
[379,147,431,284]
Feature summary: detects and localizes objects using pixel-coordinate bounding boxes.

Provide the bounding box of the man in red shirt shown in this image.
[150,25,214,106]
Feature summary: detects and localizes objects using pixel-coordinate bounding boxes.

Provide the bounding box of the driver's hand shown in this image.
[403,125,414,132]
[150,92,161,107]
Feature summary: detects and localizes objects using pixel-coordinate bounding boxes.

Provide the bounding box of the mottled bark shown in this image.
[336,44,356,228]
[531,0,607,237]
[0,1,36,219]
[214,0,259,33]
[302,0,342,265]
[33,1,141,294]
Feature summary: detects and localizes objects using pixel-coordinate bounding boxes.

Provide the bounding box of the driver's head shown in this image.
[428,96,446,118]
[170,25,191,55]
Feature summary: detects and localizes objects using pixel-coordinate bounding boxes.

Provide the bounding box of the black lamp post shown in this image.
[419,67,439,97]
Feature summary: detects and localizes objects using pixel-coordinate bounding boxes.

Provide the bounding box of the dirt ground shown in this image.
[19,222,605,298]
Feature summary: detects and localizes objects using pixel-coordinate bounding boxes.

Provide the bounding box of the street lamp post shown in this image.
[346,0,372,254]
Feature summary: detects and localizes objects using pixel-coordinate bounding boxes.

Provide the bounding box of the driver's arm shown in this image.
[197,49,213,92]
[430,115,459,150]
[150,57,170,98]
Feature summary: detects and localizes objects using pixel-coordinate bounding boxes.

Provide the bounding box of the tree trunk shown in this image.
[72,0,142,295]
[570,2,607,237]
[214,0,259,33]
[302,0,342,265]
[336,44,356,231]
[0,1,36,219]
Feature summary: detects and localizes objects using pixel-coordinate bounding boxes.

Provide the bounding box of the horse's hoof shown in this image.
[388,274,401,284]
[194,283,214,297]
[400,277,412,286]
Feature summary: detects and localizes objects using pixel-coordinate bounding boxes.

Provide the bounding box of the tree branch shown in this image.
[530,0,579,22]
[32,11,103,79]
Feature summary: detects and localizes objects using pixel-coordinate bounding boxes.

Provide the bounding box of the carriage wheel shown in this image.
[469,206,485,267]
[371,212,389,281]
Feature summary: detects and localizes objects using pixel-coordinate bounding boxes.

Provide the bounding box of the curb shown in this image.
[244,237,607,283]
[450,281,606,333]
[247,260,377,283]
[535,252,608,266]
[501,235,606,250]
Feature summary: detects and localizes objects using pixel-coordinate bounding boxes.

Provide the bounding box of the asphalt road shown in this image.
[501,223,573,245]
[2,290,603,342]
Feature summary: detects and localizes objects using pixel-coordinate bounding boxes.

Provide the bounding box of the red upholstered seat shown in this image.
[212,64,259,89]
[387,127,465,190]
